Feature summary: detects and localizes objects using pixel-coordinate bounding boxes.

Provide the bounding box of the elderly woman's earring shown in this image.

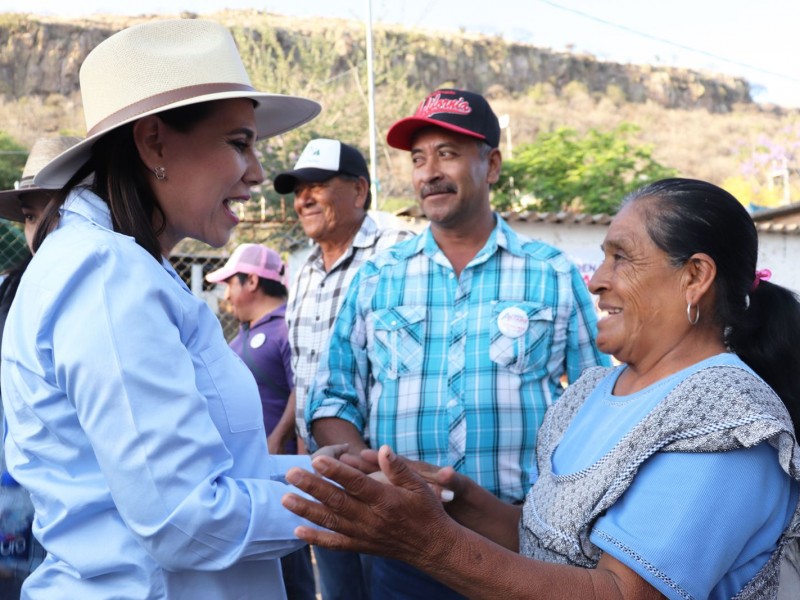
[687,302,700,325]
[153,166,167,181]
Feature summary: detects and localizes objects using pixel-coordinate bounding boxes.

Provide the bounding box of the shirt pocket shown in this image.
[489,301,554,375]
[368,306,427,380]
[198,344,262,433]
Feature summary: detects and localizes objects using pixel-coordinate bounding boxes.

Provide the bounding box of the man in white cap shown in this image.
[274,138,413,600]
[305,89,609,598]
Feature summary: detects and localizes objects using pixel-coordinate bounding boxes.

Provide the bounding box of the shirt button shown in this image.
[310,350,316,357]
[316,315,320,321]
[447,399,458,408]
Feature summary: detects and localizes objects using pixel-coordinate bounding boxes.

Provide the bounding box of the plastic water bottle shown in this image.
[0,470,33,570]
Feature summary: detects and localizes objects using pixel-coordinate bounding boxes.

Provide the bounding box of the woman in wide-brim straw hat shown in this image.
[1,19,339,600]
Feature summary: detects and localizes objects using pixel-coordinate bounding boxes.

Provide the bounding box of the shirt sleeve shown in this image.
[564,264,610,383]
[590,443,798,599]
[280,332,294,391]
[47,242,313,570]
[305,266,370,443]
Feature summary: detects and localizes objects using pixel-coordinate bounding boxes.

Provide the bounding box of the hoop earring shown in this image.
[153,166,167,181]
[687,302,700,325]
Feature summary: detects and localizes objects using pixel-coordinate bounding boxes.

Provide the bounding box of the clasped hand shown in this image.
[281,445,464,563]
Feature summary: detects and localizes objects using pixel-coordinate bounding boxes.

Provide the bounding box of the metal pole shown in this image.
[365,0,379,209]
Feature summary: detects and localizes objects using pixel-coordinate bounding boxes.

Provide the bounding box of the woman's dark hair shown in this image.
[32,102,218,261]
[234,272,288,299]
[625,177,800,436]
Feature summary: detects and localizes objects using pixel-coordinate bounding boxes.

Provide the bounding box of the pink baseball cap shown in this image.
[206,244,287,285]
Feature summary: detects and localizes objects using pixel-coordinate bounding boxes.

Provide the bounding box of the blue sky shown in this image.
[5,0,800,107]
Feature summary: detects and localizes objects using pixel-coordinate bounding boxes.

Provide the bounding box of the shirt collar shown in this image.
[61,186,114,230]
[410,214,528,269]
[250,303,287,328]
[306,213,378,271]
[59,187,192,293]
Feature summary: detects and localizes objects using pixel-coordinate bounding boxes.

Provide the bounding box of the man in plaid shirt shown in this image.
[306,90,609,598]
[274,138,413,600]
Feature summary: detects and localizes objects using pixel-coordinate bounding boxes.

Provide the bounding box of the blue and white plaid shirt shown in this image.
[307,215,609,502]
[287,214,414,443]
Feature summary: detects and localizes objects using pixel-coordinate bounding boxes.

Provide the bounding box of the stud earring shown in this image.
[153,166,167,181]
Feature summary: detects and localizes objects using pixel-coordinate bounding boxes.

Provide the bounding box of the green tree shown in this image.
[0,131,28,191]
[494,124,676,214]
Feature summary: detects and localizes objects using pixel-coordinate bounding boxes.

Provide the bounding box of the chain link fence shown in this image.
[0,220,31,272]
[0,203,307,343]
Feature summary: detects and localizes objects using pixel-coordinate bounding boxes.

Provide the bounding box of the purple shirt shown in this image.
[229,304,296,453]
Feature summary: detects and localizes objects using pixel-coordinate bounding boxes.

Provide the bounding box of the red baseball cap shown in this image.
[386,89,501,151]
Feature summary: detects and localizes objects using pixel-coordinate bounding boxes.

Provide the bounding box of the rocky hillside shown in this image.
[0,10,752,113]
[0,10,794,202]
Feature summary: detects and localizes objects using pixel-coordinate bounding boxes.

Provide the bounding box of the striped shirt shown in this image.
[307,215,609,502]
[286,213,414,442]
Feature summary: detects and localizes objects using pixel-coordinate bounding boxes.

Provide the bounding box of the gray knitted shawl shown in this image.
[519,363,800,599]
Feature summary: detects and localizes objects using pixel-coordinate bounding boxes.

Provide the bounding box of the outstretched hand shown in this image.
[281,445,458,564]
[343,448,468,503]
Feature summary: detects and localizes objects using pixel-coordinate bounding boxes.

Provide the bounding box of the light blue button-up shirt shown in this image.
[1,188,312,599]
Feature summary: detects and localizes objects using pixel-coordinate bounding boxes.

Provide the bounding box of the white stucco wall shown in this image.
[288,215,800,295]
[755,231,800,294]
[511,221,800,295]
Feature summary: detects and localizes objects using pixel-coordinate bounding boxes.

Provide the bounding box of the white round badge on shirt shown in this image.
[497,306,529,338]
[249,333,266,349]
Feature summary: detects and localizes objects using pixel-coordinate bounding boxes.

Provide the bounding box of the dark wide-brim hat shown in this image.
[386,88,500,151]
[0,136,83,221]
[34,19,321,189]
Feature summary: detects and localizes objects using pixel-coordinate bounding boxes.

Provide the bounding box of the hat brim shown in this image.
[0,188,27,222]
[34,92,321,189]
[206,264,285,285]
[273,167,340,194]
[386,116,488,151]
[0,186,54,222]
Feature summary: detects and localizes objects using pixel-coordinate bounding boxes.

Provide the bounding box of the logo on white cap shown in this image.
[294,138,342,171]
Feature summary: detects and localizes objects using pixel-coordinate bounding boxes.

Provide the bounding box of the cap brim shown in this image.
[34,92,322,189]
[386,116,487,151]
[273,168,338,194]
[205,265,238,283]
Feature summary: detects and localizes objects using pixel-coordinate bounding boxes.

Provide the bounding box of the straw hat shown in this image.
[34,19,321,188]
[0,136,83,221]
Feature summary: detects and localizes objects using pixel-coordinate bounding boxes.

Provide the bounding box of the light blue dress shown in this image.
[1,188,312,599]
[551,353,798,598]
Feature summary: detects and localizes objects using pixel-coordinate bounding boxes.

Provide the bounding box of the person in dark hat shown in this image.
[273,138,414,600]
[0,135,80,600]
[303,89,609,598]
[0,19,341,600]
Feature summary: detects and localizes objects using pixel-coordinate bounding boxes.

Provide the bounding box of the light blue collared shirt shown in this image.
[1,188,311,599]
